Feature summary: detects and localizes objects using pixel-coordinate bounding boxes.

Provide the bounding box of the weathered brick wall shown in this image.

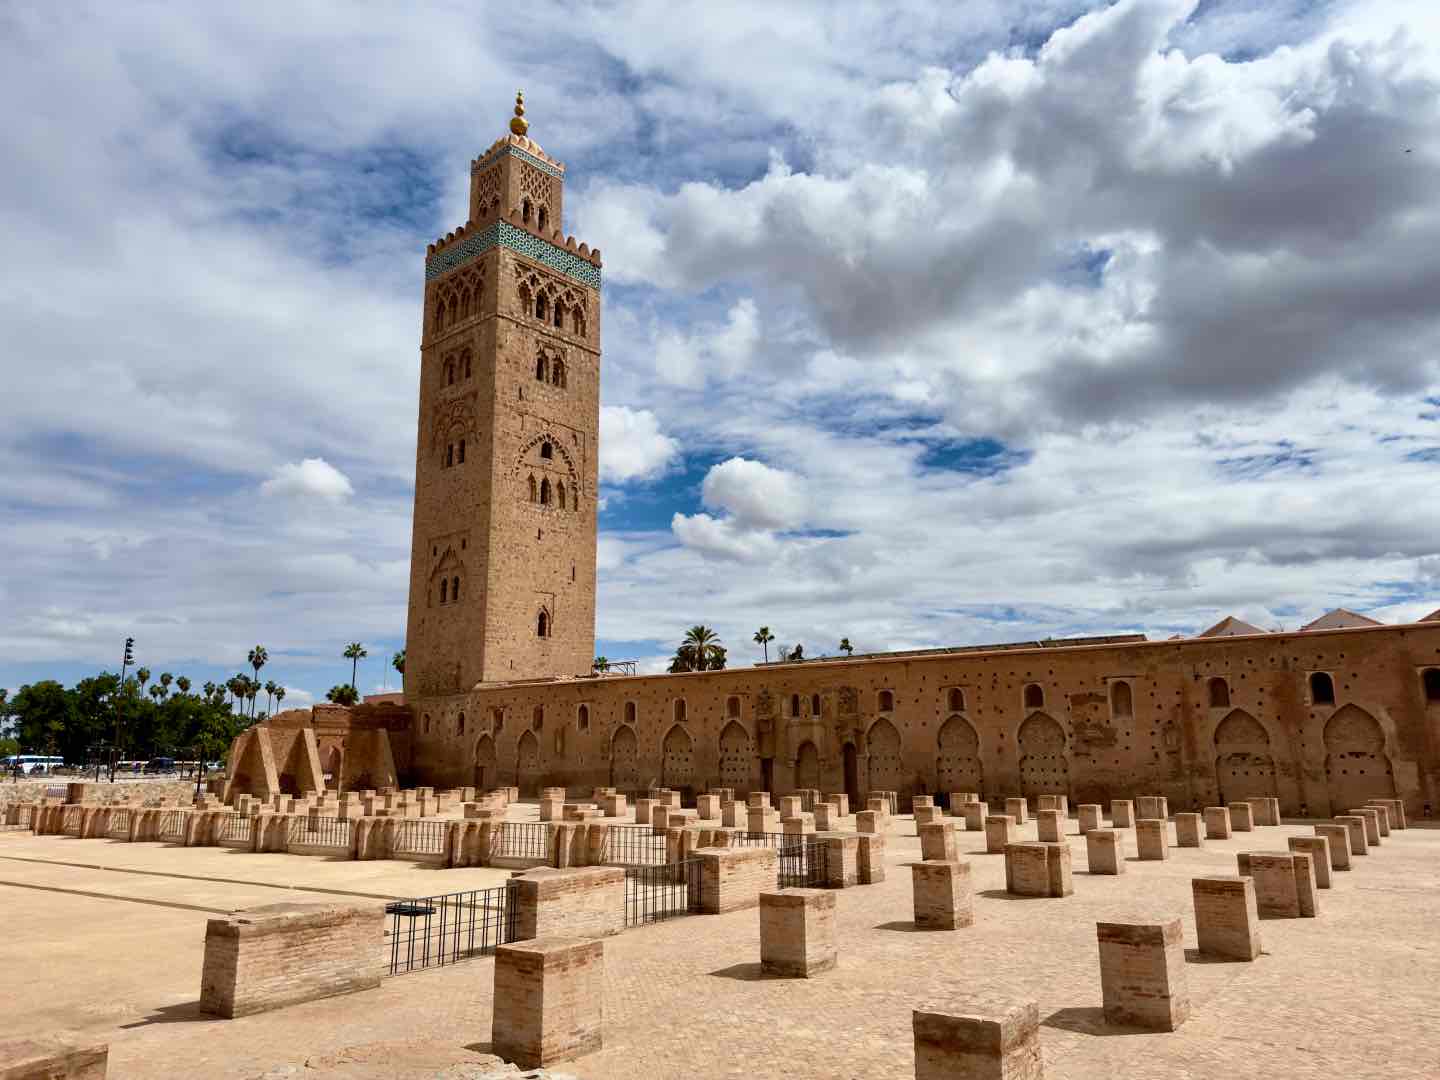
[511,866,623,940]
[695,845,778,914]
[0,1036,109,1079]
[199,902,385,1018]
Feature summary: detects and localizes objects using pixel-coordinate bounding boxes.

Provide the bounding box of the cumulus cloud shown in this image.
[260,458,355,501]
[598,406,680,483]
[699,457,807,530]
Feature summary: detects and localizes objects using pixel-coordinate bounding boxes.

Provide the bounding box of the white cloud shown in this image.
[598,407,680,483]
[670,512,782,563]
[260,458,355,501]
[699,457,807,530]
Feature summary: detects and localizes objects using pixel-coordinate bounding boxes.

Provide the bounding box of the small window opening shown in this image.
[878,689,894,712]
[1209,678,1230,708]
[1310,672,1335,705]
[1023,684,1044,710]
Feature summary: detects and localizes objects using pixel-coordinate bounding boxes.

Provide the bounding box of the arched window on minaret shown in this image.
[445,360,455,386]
[457,439,465,464]
[459,288,471,319]
[556,481,566,509]
[452,575,460,601]
[573,310,585,337]
[522,198,532,224]
[463,351,472,378]
[539,478,551,505]
[572,486,579,511]
[553,301,564,329]
[434,300,446,333]
[440,579,448,604]
[528,474,537,502]
[538,610,550,638]
[537,206,547,232]
[552,359,566,387]
[445,444,454,468]
[536,353,547,381]
[536,293,548,321]
[540,441,553,460]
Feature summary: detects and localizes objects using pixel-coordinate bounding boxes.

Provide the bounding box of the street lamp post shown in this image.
[112,636,134,783]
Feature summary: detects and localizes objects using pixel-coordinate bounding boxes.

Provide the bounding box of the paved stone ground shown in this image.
[2,813,1438,1079]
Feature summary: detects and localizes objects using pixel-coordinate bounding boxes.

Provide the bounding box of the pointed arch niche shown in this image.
[936,714,983,796]
[718,720,752,794]
[1017,712,1068,800]
[1322,704,1395,811]
[662,724,694,793]
[1213,709,1276,805]
[610,725,640,790]
[866,717,904,795]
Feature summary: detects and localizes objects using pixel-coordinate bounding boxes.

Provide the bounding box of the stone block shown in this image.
[749,807,780,835]
[1362,802,1391,836]
[492,936,603,1069]
[633,798,657,826]
[1347,808,1382,847]
[857,833,887,884]
[1248,852,1317,918]
[1191,876,1262,961]
[1288,836,1332,889]
[1136,819,1169,860]
[815,803,841,830]
[819,832,860,888]
[1334,815,1369,855]
[867,796,890,818]
[920,820,958,862]
[748,791,771,809]
[1110,800,1134,828]
[780,795,804,819]
[1036,809,1063,843]
[200,902,384,1018]
[650,804,672,833]
[1244,796,1280,826]
[915,805,946,829]
[1085,829,1125,874]
[826,794,850,816]
[1313,823,1353,870]
[912,996,1045,1080]
[1004,797,1029,824]
[1135,796,1169,821]
[1367,798,1405,829]
[782,814,815,837]
[1077,804,1102,834]
[1230,802,1255,831]
[913,794,935,811]
[1096,919,1189,1031]
[1174,813,1204,848]
[601,794,627,818]
[759,889,837,978]
[1036,794,1069,818]
[0,1037,109,1080]
[696,794,721,821]
[962,802,986,831]
[910,860,975,931]
[985,815,1017,854]
[511,867,625,940]
[856,810,880,834]
[1004,842,1072,898]
[694,845,778,914]
[721,800,745,828]
[1204,806,1232,839]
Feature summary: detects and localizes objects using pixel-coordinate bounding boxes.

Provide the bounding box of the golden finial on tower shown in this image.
[509,90,529,136]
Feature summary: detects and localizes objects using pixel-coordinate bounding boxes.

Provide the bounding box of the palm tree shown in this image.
[685,625,723,669]
[392,650,405,677]
[248,646,268,717]
[273,686,286,713]
[839,638,853,657]
[136,667,151,699]
[344,642,368,690]
[159,672,174,699]
[226,675,245,713]
[326,684,359,706]
[175,676,191,696]
[593,656,610,673]
[149,684,165,705]
[244,678,259,719]
[753,626,774,664]
[202,680,215,699]
[264,680,278,715]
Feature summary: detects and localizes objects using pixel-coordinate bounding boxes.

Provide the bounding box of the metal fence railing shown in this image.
[287,815,353,849]
[392,818,448,857]
[623,859,702,927]
[62,806,84,835]
[603,824,668,865]
[493,821,548,861]
[45,785,67,800]
[158,810,187,842]
[385,884,517,976]
[107,808,132,837]
[777,838,829,889]
[217,813,253,844]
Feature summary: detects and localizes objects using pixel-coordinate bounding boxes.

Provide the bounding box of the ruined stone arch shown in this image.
[866,717,904,794]
[795,740,821,792]
[936,714,983,796]
[516,729,540,795]
[1323,704,1395,810]
[1213,708,1276,804]
[1017,712,1068,799]
[718,720,751,793]
[662,724,694,792]
[610,724,640,790]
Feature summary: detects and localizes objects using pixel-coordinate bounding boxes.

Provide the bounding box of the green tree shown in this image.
[326,684,360,706]
[273,685,286,713]
[175,676,191,696]
[344,642,368,690]
[136,667,151,701]
[10,681,74,762]
[264,680,278,715]
[392,649,405,676]
[667,626,726,672]
[247,646,268,718]
[593,656,609,672]
[839,638,853,656]
[753,626,774,664]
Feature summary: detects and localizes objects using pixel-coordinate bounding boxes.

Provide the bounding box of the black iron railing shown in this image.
[493,821,547,861]
[385,883,517,975]
[392,818,448,856]
[777,838,829,889]
[287,815,353,849]
[734,830,794,848]
[158,809,186,842]
[217,813,253,843]
[623,858,702,927]
[603,824,668,865]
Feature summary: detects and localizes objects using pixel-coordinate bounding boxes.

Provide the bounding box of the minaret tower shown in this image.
[405,93,601,694]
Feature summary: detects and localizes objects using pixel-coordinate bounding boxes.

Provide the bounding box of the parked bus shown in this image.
[3,755,65,775]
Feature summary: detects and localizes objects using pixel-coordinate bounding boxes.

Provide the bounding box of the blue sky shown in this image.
[2,0,1439,707]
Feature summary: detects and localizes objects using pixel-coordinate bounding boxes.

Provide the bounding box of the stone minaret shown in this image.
[405,93,601,694]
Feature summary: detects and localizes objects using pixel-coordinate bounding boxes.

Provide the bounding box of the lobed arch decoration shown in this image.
[474,734,497,790]
[866,717,904,795]
[662,724,694,792]
[610,724,640,790]
[1213,709,1276,805]
[431,397,478,455]
[514,431,579,496]
[795,740,821,791]
[718,721,751,793]
[1322,704,1395,810]
[516,729,540,796]
[1017,712,1068,799]
[936,714,983,796]
[427,546,467,608]
[431,266,484,335]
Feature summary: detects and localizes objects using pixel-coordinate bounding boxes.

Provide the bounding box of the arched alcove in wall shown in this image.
[1017,712,1068,799]
[866,717,904,793]
[1323,704,1395,809]
[610,724,639,790]
[474,734,496,790]
[936,714,983,795]
[1213,709,1276,804]
[516,729,540,796]
[323,745,343,789]
[662,724,694,792]
[718,721,751,793]
[796,740,821,791]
